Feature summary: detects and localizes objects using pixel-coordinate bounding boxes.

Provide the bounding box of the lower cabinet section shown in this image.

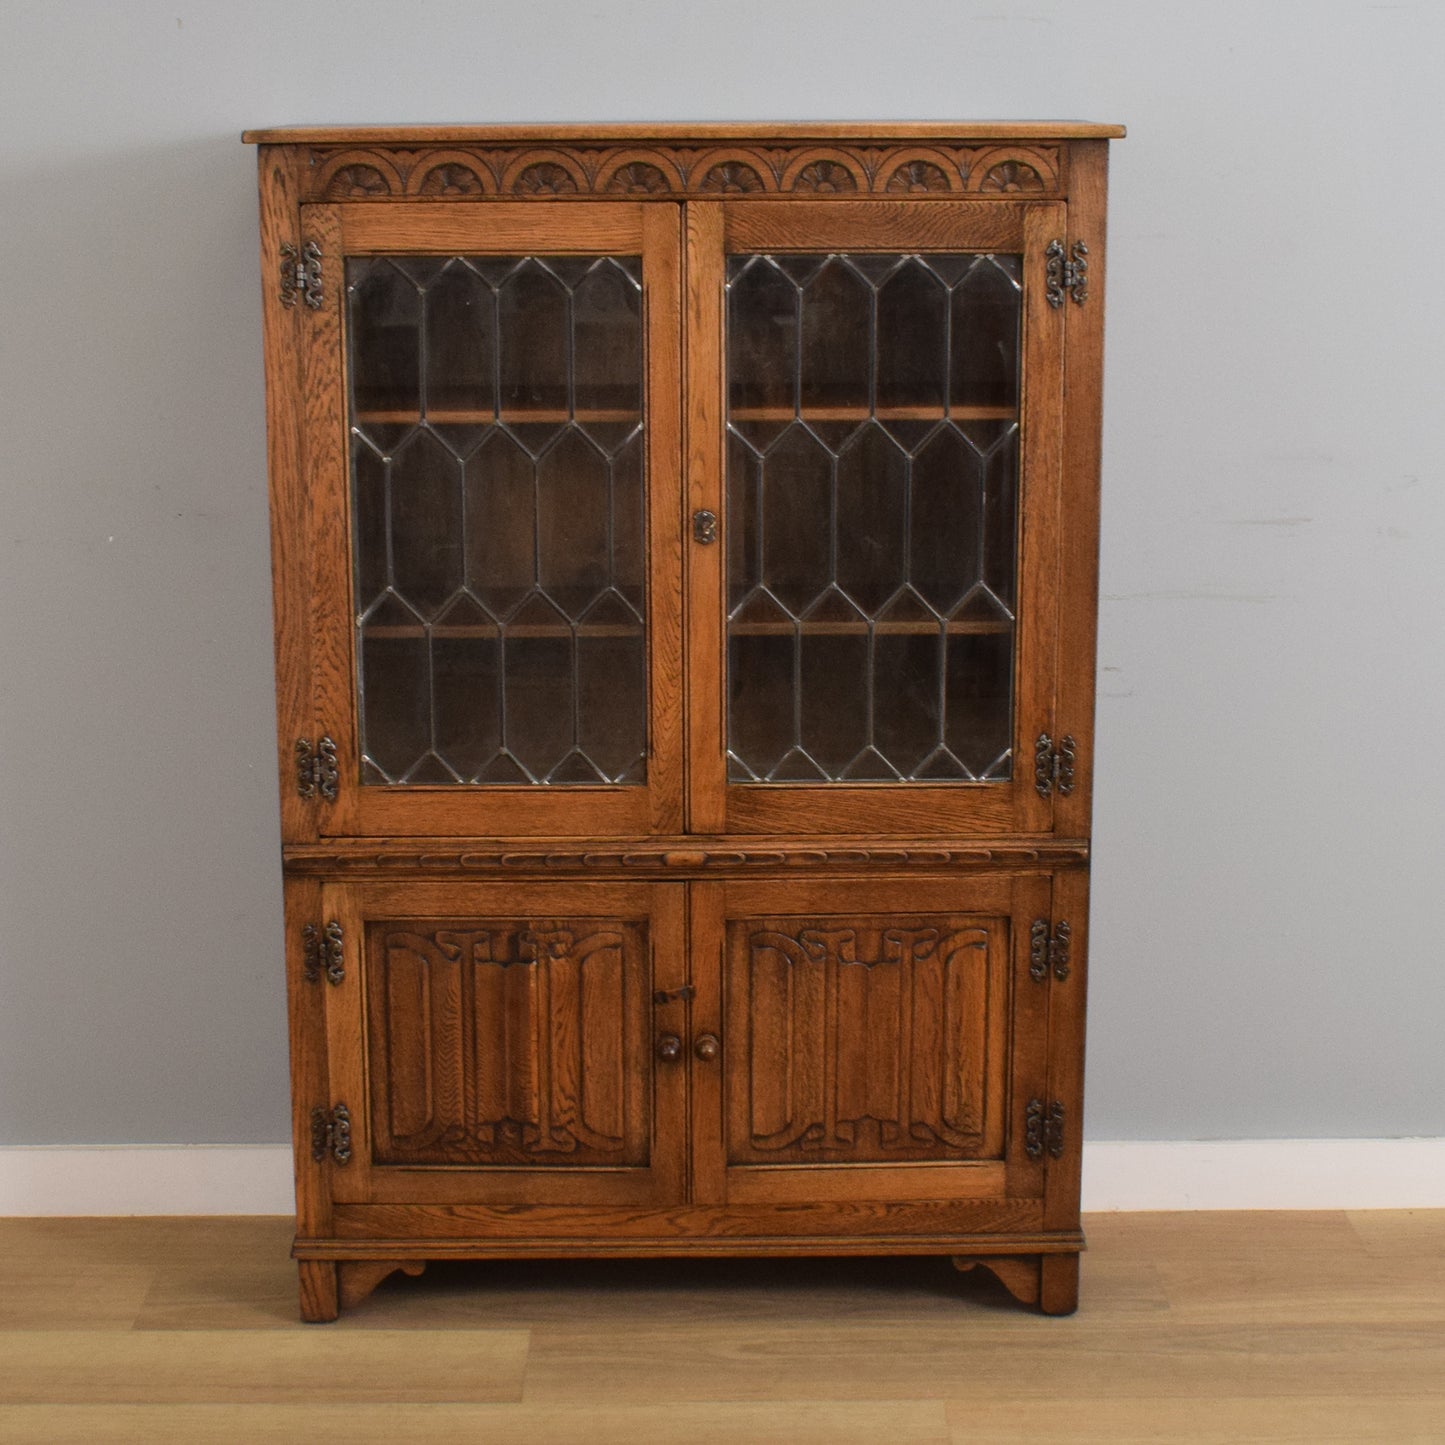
[287,870,1084,1319]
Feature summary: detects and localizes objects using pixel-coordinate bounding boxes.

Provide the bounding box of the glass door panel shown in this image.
[348,254,647,787]
[303,203,682,838]
[726,251,1021,785]
[686,200,1062,836]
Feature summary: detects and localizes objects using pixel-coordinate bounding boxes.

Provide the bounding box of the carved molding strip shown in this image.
[303,143,1062,202]
[283,841,1090,876]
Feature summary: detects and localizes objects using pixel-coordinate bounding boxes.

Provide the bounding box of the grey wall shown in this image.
[1,0,1441,1146]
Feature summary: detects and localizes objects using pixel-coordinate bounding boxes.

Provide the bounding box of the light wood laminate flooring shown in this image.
[0,1211,1441,1442]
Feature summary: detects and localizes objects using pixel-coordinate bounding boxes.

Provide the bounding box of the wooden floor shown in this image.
[0,1212,1441,1442]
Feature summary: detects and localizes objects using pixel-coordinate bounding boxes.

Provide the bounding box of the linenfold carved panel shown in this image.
[365,919,649,1167]
[725,914,1008,1165]
[301,143,1061,201]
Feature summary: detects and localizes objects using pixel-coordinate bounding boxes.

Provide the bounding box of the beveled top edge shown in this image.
[242,121,1125,145]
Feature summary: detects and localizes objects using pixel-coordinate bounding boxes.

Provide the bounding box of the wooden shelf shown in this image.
[729,405,1016,423]
[361,623,642,640]
[354,408,640,426]
[730,619,1011,638]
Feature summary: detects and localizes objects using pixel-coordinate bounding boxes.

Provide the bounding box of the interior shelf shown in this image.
[728,405,1017,423]
[354,407,641,426]
[728,618,1012,637]
[361,622,643,640]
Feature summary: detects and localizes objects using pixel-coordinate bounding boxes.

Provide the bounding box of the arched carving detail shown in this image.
[968,146,1058,194]
[880,147,967,194]
[779,148,868,194]
[501,149,590,196]
[315,151,404,200]
[594,149,686,194]
[406,150,496,197]
[689,148,778,194]
[296,141,1063,202]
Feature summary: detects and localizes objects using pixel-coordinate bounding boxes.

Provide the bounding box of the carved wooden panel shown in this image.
[365,918,649,1167]
[724,913,1008,1165]
[299,143,1062,202]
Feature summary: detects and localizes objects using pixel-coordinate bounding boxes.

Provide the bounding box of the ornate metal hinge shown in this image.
[295,736,339,802]
[1045,239,1088,308]
[311,1103,352,1165]
[1029,919,1072,982]
[1034,733,1076,799]
[302,920,345,986]
[1025,1098,1066,1160]
[280,240,323,310]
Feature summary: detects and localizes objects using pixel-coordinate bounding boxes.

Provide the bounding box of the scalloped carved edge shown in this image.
[337,1257,427,1312]
[303,142,1061,201]
[282,841,1090,876]
[952,1252,1080,1314]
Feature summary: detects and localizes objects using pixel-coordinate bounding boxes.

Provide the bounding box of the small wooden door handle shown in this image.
[694,1033,721,1062]
[655,1034,683,1063]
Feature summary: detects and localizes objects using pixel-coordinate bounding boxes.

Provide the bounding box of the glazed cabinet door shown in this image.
[688,875,1052,1206]
[294,202,683,837]
[315,881,687,1207]
[686,200,1067,835]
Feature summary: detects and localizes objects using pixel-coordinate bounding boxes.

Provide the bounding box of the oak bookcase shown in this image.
[245,122,1122,1320]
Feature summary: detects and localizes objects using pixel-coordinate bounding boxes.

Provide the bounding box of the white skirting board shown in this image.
[0,1140,1441,1216]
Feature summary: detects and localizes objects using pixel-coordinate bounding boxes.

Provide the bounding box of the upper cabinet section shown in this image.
[253,126,1117,843]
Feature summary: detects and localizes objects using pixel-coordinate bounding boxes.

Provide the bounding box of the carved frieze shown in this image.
[283,841,1090,877]
[299,142,1062,202]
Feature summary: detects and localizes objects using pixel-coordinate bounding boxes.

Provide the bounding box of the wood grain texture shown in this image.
[254,125,1119,1316]
[321,879,688,1209]
[244,122,1126,144]
[683,201,727,832]
[1051,140,1110,840]
[6,1212,1443,1443]
[0,1402,952,1445]
[256,148,314,844]
[244,136,1094,206]
[1043,868,1088,1234]
[282,836,1091,876]
[0,1328,528,1404]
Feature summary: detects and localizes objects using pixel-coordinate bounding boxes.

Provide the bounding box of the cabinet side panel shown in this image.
[257,146,312,840]
[283,876,332,1237]
[1053,141,1109,836]
[1044,867,1088,1231]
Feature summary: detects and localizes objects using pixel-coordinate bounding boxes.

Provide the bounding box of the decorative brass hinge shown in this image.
[295,736,339,802]
[302,920,345,986]
[280,240,323,310]
[1034,733,1076,799]
[311,1103,352,1165]
[1029,918,1072,982]
[1045,239,1088,308]
[1025,1098,1066,1160]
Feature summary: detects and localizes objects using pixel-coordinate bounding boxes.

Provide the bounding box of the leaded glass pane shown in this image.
[347,255,646,786]
[725,252,1021,784]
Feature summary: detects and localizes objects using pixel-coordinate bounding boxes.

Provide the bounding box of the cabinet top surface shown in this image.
[242,120,1125,145]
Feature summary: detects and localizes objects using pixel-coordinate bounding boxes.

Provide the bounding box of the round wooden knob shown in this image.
[655,1033,683,1063]
[694,1033,721,1063]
